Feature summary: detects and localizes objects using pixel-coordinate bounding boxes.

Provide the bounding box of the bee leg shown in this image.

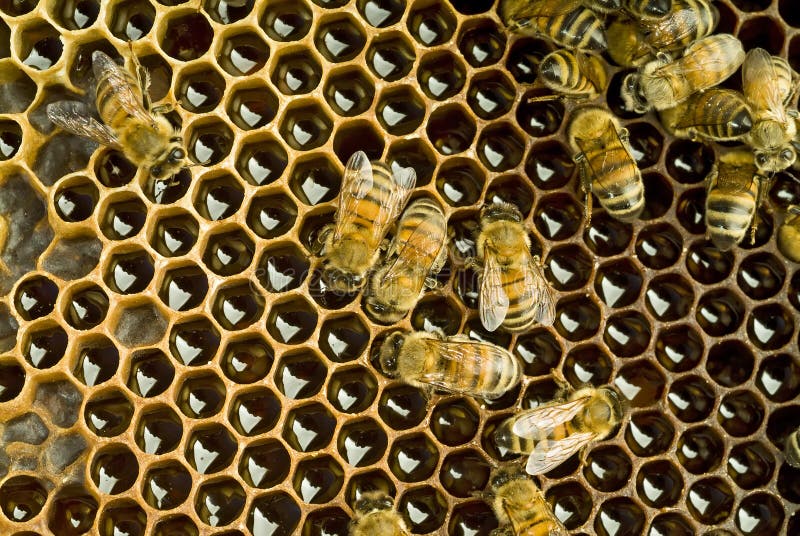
[574,154,593,225]
[312,224,333,255]
[526,94,562,103]
[150,103,175,115]
[128,41,153,109]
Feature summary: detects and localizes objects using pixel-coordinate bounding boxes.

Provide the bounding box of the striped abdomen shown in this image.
[494,415,573,455]
[94,63,144,129]
[645,0,718,51]
[529,6,607,51]
[347,161,398,249]
[706,174,758,250]
[539,50,605,98]
[426,339,522,399]
[586,143,644,222]
[392,197,446,275]
[772,56,795,104]
[513,495,566,536]
[678,89,752,141]
[499,264,540,333]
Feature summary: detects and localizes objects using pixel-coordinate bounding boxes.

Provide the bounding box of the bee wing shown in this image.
[332,151,375,242]
[47,101,121,147]
[525,431,596,475]
[91,51,154,126]
[525,254,556,326]
[418,338,513,398]
[743,48,788,121]
[479,252,510,332]
[382,215,443,285]
[510,0,585,16]
[511,396,592,438]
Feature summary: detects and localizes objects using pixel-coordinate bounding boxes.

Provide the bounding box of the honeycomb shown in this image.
[0,0,799,534]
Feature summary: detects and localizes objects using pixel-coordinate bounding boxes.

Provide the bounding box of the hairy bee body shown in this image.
[538,50,607,100]
[47,50,186,181]
[476,203,555,333]
[784,428,800,468]
[777,206,800,263]
[624,0,672,18]
[364,197,447,324]
[494,387,623,475]
[378,330,522,400]
[660,88,753,141]
[320,151,415,292]
[705,149,765,251]
[622,33,744,113]
[489,469,568,536]
[641,0,718,52]
[499,0,607,51]
[567,107,644,222]
[349,492,409,536]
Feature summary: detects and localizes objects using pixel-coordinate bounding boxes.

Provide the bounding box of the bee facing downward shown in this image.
[349,491,409,536]
[488,468,568,536]
[317,151,416,293]
[47,50,186,183]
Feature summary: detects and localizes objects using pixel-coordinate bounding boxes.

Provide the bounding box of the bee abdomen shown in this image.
[540,50,596,96]
[544,7,607,51]
[682,89,753,141]
[502,272,539,333]
[706,193,756,249]
[589,149,644,220]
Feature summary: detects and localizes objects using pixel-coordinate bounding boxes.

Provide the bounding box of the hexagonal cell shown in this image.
[23,322,68,368]
[113,300,168,349]
[636,460,684,508]
[229,387,281,436]
[676,187,706,234]
[563,344,612,387]
[376,85,426,135]
[90,445,139,495]
[635,222,682,270]
[747,303,794,350]
[476,123,525,172]
[534,193,583,241]
[247,192,297,239]
[158,12,213,61]
[185,424,237,474]
[398,486,447,533]
[142,461,192,510]
[707,340,754,387]
[727,441,775,491]
[247,492,301,535]
[211,281,265,331]
[417,50,466,101]
[467,71,515,121]
[280,101,333,151]
[84,389,133,437]
[553,295,600,342]
[127,349,175,397]
[524,140,574,190]
[234,135,288,187]
[283,402,337,452]
[134,405,183,455]
[365,32,415,80]
[150,210,199,257]
[594,498,645,536]
[195,477,246,528]
[267,296,318,344]
[583,445,632,492]
[407,1,456,46]
[227,80,278,130]
[100,195,147,240]
[63,283,108,330]
[239,438,290,488]
[17,22,63,70]
[0,359,25,402]
[685,239,734,284]
[512,327,562,377]
[435,157,485,208]
[97,500,147,536]
[388,433,439,482]
[308,267,362,309]
[0,118,21,160]
[193,173,244,221]
[337,418,387,467]
[186,119,234,166]
[409,294,462,335]
[427,104,476,156]
[202,226,254,276]
[176,65,225,113]
[430,398,479,447]
[274,349,326,400]
[686,477,734,525]
[756,353,800,402]
[0,476,48,522]
[271,49,322,95]
[378,384,427,430]
[327,364,378,414]
[204,0,253,23]
[440,450,490,498]
[447,501,498,535]
[356,0,404,27]
[73,336,119,387]
[169,316,222,364]
[0,0,35,15]
[289,153,341,206]
[736,252,785,301]
[615,360,665,408]
[645,273,694,322]
[654,323,703,373]
[582,212,632,258]
[624,410,674,457]
[458,18,506,67]
[108,0,155,40]
[158,263,209,311]
[668,375,716,423]
[46,484,98,535]
[485,176,535,219]
[54,179,98,223]
[696,288,745,337]
[739,15,784,55]
[323,66,375,117]
[594,258,642,308]
[176,373,227,419]
[14,274,59,321]
[219,335,273,385]
[718,390,764,437]
[260,0,312,40]
[315,14,366,62]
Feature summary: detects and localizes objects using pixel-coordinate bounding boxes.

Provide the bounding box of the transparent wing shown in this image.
[382,210,445,285]
[526,254,556,326]
[670,35,743,80]
[525,431,595,475]
[332,150,374,242]
[47,101,120,147]
[92,50,153,125]
[480,252,510,332]
[511,396,591,438]
[743,48,787,122]
[417,338,512,396]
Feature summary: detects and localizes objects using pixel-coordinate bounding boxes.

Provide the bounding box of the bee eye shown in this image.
[170,148,185,162]
[151,165,163,177]
[756,153,767,166]
[782,148,795,162]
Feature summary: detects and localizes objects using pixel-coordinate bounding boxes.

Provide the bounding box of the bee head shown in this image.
[481,202,522,224]
[364,295,405,325]
[620,74,648,114]
[354,492,393,516]
[151,144,187,180]
[378,332,406,377]
[755,146,796,173]
[321,263,363,292]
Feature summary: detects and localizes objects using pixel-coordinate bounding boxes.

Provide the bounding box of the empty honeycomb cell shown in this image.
[378,384,427,430]
[283,402,337,452]
[541,483,589,529]
[185,423,237,474]
[267,296,318,344]
[582,213,633,258]
[409,294,462,335]
[142,461,192,510]
[595,498,645,536]
[248,491,301,536]
[640,172,673,220]
[635,223,682,270]
[678,425,724,474]
[735,493,785,535]
[439,449,490,498]
[648,512,694,536]
[193,173,244,221]
[205,0,254,24]
[562,344,611,387]
[63,284,108,330]
[220,335,273,384]
[97,500,147,536]
[108,0,156,41]
[52,0,100,30]
[356,0,404,27]
[0,476,47,523]
[718,390,764,437]
[303,507,350,536]
[747,303,794,350]
[534,192,583,241]
[583,445,632,492]
[318,314,370,364]
[428,398,477,447]
[604,311,651,357]
[388,433,440,482]
[100,196,147,240]
[134,405,183,455]
[54,180,98,223]
[696,288,745,337]
[448,501,498,536]
[687,477,735,525]
[153,515,198,536]
[388,139,438,188]
[169,317,221,366]
[636,460,684,508]
[94,150,137,189]
[457,18,505,68]
[16,22,63,70]
[73,336,119,387]
[676,188,706,235]
[90,445,138,495]
[615,359,666,408]
[407,1,456,47]
[322,67,374,118]
[157,264,209,312]
[260,0,312,40]
[376,85,426,135]
[158,11,214,61]
[666,140,714,185]
[756,353,800,402]
[272,50,322,96]
[0,0,35,15]
[334,122,386,166]
[229,387,281,436]
[553,295,600,342]
[13,274,58,321]
[738,16,784,55]
[176,65,225,113]
[226,83,278,131]
[294,457,345,504]
[435,157,485,207]
[707,340,754,387]
[235,138,288,188]
[212,281,265,330]
[84,389,133,437]
[177,373,227,419]
[247,192,297,239]
[281,101,333,151]
[289,154,341,206]
[467,71,516,122]
[727,441,775,490]
[766,405,800,451]
[47,484,98,536]
[645,274,693,322]
[127,349,175,397]
[594,258,642,308]
[625,410,674,457]
[275,349,327,400]
[23,322,68,368]
[365,33,415,81]
[686,239,734,284]
[186,119,234,166]
[506,37,550,85]
[667,375,715,423]
[327,365,378,413]
[202,227,255,276]
[513,327,562,376]
[337,417,387,467]
[426,104,477,156]
[0,119,21,160]
[417,50,467,103]
[316,14,367,63]
[476,123,525,172]
[396,485,447,533]
[523,140,574,190]
[626,122,663,169]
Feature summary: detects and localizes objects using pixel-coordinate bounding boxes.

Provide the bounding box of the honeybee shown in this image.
[535,50,607,101]
[659,88,753,142]
[498,0,607,51]
[705,148,769,250]
[621,33,744,113]
[474,202,555,333]
[777,205,800,263]
[640,0,718,52]
[742,48,799,173]
[364,197,448,324]
[349,491,409,536]
[494,386,623,475]
[784,427,800,468]
[47,50,185,183]
[317,151,416,293]
[590,0,671,18]
[567,106,644,223]
[378,329,522,401]
[488,468,568,536]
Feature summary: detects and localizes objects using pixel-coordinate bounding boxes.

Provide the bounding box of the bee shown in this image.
[498,0,607,51]
[378,329,522,401]
[742,48,799,174]
[705,148,769,251]
[494,386,623,476]
[590,0,672,18]
[567,106,644,223]
[364,197,448,324]
[777,205,800,263]
[659,88,753,142]
[606,18,652,68]
[47,50,185,183]
[621,33,744,113]
[488,468,568,536]
[535,50,607,101]
[349,491,409,536]
[317,151,416,293]
[784,427,800,468]
[640,0,718,52]
[474,202,555,333]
